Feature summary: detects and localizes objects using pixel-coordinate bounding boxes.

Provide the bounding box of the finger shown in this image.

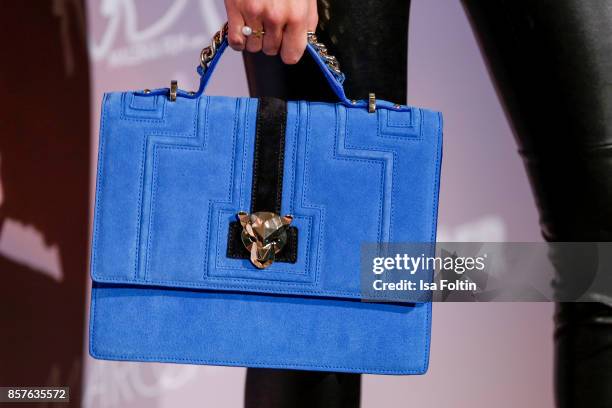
[226,2,246,51]
[280,19,307,64]
[242,2,264,53]
[262,11,284,56]
[306,0,318,33]
[243,18,264,53]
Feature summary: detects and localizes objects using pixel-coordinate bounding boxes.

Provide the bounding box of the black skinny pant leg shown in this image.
[461,1,612,407]
[242,2,411,407]
[244,369,361,408]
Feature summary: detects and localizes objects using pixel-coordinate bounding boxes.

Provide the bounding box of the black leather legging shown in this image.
[243,1,612,407]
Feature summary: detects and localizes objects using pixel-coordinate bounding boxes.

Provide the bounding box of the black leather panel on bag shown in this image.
[250,97,287,214]
[226,97,298,263]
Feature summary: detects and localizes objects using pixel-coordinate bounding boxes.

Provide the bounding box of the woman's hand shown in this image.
[224,0,318,64]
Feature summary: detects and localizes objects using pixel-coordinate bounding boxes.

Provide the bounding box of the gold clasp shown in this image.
[200,22,229,69]
[307,32,343,76]
[237,211,293,269]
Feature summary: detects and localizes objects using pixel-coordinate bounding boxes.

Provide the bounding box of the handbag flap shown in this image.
[91,92,442,303]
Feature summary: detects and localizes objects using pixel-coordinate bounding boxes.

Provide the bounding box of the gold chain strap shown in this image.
[200,22,229,68]
[306,32,342,76]
[199,22,343,78]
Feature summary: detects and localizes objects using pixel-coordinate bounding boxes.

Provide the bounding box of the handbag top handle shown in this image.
[135,22,411,113]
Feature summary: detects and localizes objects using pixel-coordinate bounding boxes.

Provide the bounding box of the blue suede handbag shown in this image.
[89,23,443,375]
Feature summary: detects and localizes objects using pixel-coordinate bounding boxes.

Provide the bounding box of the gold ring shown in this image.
[242,26,265,37]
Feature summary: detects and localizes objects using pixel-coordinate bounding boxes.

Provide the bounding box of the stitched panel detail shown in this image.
[129,92,158,111]
[122,92,165,121]
[387,109,413,127]
[378,108,421,139]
